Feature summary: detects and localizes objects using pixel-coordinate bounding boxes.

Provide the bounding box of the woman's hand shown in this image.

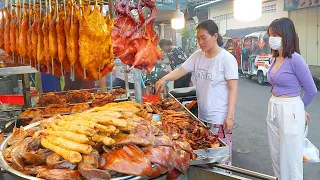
[305,111,311,125]
[224,117,234,134]
[155,78,166,93]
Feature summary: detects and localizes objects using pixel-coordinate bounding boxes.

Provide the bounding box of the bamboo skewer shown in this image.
[49,0,55,75]
[29,0,32,67]
[79,0,86,80]
[37,0,41,72]
[70,0,75,81]
[45,0,50,74]
[18,0,21,64]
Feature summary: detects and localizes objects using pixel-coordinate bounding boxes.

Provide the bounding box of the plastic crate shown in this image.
[0,95,24,105]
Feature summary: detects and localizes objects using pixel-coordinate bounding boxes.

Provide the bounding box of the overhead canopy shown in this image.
[156,0,188,11]
[194,0,226,10]
[223,26,268,39]
[154,0,188,21]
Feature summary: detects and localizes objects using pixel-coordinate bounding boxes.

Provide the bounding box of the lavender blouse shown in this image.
[267,52,317,107]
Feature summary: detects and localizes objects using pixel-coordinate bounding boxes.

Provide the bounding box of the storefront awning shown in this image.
[224,26,267,38]
[194,0,225,10]
[156,0,188,11]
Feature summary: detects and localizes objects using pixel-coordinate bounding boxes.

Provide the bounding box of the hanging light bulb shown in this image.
[234,0,262,22]
[171,0,185,29]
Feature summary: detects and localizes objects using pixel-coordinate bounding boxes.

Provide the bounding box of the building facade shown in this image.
[289,5,320,66]
[207,0,288,35]
[206,0,319,66]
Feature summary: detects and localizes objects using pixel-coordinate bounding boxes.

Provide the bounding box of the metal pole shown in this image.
[133,69,142,104]
[22,74,31,107]
[109,73,113,90]
[37,72,43,94]
[109,0,114,91]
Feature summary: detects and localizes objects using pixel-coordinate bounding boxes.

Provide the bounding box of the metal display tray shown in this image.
[167,93,230,165]
[32,87,130,107]
[0,121,165,180]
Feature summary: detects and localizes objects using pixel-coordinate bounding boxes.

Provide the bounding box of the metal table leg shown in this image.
[21,74,31,108]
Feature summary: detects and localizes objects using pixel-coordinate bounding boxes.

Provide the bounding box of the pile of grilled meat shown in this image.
[3,101,197,179]
[19,89,127,120]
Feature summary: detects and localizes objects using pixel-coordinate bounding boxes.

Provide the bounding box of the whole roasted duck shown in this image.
[112,0,163,72]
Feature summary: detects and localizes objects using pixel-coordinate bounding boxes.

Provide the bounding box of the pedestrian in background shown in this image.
[159,39,191,88]
[266,17,317,180]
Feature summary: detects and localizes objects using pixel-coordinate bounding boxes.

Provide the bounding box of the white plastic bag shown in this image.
[303,138,320,163]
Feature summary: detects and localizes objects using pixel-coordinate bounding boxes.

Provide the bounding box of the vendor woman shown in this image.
[155,20,239,165]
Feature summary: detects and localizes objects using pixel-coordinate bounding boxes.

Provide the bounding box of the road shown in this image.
[232,76,320,179]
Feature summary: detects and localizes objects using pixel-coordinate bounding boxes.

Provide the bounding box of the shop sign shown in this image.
[284,0,320,11]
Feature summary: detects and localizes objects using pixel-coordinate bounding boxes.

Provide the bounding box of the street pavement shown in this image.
[232,76,320,180]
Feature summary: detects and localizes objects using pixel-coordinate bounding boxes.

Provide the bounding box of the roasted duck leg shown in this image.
[68,3,79,68]
[15,3,21,57]
[4,7,11,54]
[10,11,17,54]
[31,5,40,66]
[18,5,29,59]
[49,4,58,61]
[0,8,5,49]
[56,8,67,67]
[37,16,45,66]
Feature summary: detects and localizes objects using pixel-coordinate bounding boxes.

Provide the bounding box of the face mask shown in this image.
[269,37,282,50]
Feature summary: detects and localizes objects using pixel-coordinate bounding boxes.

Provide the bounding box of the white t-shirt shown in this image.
[182,49,239,124]
[115,66,134,83]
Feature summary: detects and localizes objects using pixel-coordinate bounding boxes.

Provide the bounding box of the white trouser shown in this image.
[266,96,305,180]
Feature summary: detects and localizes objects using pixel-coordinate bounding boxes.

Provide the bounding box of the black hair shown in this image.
[267,17,300,58]
[159,39,173,48]
[196,20,223,47]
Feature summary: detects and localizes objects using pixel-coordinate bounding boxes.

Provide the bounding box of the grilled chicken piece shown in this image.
[18,6,29,58]
[66,90,88,103]
[68,3,79,67]
[65,1,71,64]
[19,108,44,118]
[38,92,64,107]
[31,8,39,62]
[26,9,33,63]
[16,4,21,56]
[43,14,50,63]
[37,18,45,65]
[56,9,67,64]
[9,11,17,54]
[4,7,11,54]
[0,8,5,49]
[44,104,71,115]
[71,103,90,113]
[49,8,58,60]
[91,97,115,108]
